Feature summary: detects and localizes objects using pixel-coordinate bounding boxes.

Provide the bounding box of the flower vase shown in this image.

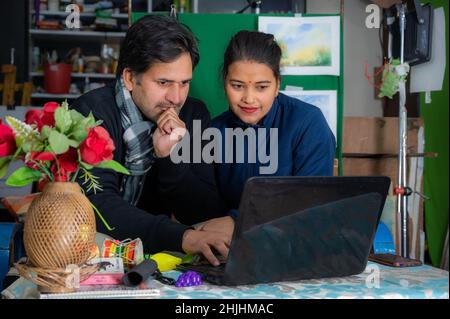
[20,182,97,292]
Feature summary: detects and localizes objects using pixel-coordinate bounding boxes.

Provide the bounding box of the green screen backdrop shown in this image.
[420,0,449,267]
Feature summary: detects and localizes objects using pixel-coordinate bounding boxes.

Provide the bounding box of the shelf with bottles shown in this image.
[30,71,116,79]
[31,76,110,104]
[29,43,118,105]
[31,10,128,19]
[29,29,126,38]
[30,0,130,35]
[31,92,81,99]
[30,43,119,79]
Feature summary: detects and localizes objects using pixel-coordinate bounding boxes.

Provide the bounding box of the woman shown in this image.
[212,30,336,210]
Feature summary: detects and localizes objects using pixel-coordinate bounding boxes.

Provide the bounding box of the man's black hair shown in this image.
[117,15,200,77]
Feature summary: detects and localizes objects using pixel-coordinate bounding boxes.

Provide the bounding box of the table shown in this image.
[2,262,448,299]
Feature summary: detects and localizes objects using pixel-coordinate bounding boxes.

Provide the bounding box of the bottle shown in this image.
[84,77,90,93]
[50,50,58,64]
[48,0,60,12]
[32,47,41,72]
[77,57,84,73]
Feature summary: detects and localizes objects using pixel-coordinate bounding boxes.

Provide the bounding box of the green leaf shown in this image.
[5,116,41,149]
[5,167,42,187]
[83,112,97,128]
[61,100,69,111]
[21,140,44,153]
[0,157,12,179]
[55,107,72,133]
[48,130,70,154]
[68,139,80,148]
[80,161,93,170]
[80,167,103,194]
[14,136,24,148]
[71,128,88,142]
[96,160,130,175]
[69,109,85,126]
[41,125,52,139]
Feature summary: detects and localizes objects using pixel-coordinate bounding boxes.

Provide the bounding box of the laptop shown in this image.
[177,176,391,286]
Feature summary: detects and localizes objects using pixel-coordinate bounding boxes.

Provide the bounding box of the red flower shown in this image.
[43,101,59,113]
[41,102,59,128]
[25,109,43,130]
[80,126,115,165]
[30,148,78,182]
[58,147,78,173]
[51,163,68,182]
[0,124,17,157]
[24,101,59,131]
[26,151,54,169]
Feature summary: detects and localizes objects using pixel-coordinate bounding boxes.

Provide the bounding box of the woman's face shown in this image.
[225,60,280,125]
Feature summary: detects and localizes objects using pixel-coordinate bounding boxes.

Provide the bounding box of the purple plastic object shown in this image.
[175,271,203,287]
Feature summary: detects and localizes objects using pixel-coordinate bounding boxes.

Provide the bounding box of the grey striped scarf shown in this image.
[115,78,155,206]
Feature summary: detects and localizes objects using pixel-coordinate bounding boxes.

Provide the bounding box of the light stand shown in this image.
[396,3,409,258]
[394,0,429,258]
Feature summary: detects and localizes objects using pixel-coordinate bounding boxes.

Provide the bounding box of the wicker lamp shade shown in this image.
[24,182,96,268]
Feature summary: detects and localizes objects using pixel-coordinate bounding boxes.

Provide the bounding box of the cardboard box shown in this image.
[343,117,424,155]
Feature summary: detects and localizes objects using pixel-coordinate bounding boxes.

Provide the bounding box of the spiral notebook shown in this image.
[39,285,161,299]
[1,276,161,299]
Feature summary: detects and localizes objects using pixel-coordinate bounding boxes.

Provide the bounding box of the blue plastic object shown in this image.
[175,271,202,287]
[0,223,24,286]
[373,221,396,254]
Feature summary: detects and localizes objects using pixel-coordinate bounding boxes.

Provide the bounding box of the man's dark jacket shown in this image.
[71,84,227,253]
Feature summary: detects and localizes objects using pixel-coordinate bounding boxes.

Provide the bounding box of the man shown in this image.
[71,15,232,266]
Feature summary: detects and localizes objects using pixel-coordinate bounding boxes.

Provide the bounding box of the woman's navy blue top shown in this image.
[212,92,336,209]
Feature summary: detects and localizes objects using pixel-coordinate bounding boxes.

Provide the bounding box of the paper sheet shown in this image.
[259,16,341,76]
[280,90,337,141]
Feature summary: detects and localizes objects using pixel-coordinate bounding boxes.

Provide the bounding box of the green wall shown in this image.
[421,0,449,267]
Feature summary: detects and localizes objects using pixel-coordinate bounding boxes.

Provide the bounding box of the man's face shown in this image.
[123,52,193,122]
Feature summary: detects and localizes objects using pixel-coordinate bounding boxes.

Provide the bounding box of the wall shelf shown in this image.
[29,29,126,38]
[31,93,80,99]
[31,72,116,79]
[31,10,128,19]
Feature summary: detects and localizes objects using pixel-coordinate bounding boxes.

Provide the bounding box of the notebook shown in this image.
[39,285,161,299]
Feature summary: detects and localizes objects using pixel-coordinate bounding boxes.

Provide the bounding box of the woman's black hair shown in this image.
[117,15,200,76]
[222,30,282,81]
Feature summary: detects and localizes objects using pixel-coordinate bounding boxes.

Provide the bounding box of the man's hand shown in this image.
[197,216,234,237]
[182,229,232,266]
[153,108,186,158]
